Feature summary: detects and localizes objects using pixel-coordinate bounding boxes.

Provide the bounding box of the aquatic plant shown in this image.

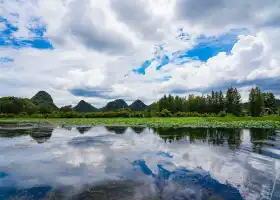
[1,117,280,128]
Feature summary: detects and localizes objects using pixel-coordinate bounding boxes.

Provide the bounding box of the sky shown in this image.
[0,0,280,107]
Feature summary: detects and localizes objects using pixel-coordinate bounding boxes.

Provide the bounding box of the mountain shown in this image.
[129,100,147,111]
[73,100,99,113]
[101,99,128,111]
[31,91,58,110]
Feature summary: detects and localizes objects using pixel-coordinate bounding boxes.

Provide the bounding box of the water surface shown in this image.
[0,124,279,200]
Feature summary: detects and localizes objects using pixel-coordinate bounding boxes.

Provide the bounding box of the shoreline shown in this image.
[1,117,280,128]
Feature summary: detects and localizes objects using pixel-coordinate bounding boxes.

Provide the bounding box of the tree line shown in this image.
[0,87,279,118]
[152,87,278,117]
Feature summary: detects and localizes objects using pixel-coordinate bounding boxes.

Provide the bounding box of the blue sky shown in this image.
[0,0,280,106]
[132,29,245,75]
[0,16,53,49]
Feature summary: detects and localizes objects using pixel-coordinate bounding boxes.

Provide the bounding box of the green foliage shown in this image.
[159,109,172,117]
[0,97,38,114]
[2,117,280,129]
[278,107,280,116]
[174,112,217,117]
[218,111,227,117]
[249,87,264,117]
[0,89,279,119]
[226,87,242,116]
[156,89,230,115]
[263,92,277,113]
[60,105,73,112]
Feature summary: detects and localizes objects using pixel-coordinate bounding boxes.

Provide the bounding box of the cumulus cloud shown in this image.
[158,30,280,96]
[0,0,280,106]
[110,0,167,41]
[175,0,280,32]
[51,0,134,54]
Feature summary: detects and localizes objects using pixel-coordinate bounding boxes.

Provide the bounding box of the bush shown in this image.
[0,113,15,118]
[218,111,227,117]
[30,114,44,118]
[159,109,172,117]
[174,111,184,117]
[173,112,216,117]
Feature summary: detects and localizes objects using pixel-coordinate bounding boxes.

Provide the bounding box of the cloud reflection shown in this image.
[0,126,279,199]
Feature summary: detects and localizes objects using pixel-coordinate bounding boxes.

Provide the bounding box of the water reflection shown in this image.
[0,126,53,144]
[76,127,92,134]
[0,125,279,199]
[130,126,145,134]
[154,127,243,150]
[105,126,127,134]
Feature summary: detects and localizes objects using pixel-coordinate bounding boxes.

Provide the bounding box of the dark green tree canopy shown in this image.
[249,87,264,117]
[0,97,38,114]
[60,105,73,112]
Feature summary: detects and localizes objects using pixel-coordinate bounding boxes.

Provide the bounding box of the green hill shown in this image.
[101,99,128,111]
[73,100,99,113]
[31,91,58,112]
[129,100,147,111]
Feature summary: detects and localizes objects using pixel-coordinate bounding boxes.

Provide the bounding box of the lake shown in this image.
[0,123,279,200]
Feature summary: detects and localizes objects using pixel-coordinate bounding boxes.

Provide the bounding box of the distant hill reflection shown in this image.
[0,126,53,144]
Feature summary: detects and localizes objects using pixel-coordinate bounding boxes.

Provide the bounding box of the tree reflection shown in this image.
[224,129,242,150]
[250,128,276,154]
[130,127,145,134]
[153,127,188,142]
[0,127,54,144]
[154,127,242,150]
[76,126,92,134]
[105,126,127,134]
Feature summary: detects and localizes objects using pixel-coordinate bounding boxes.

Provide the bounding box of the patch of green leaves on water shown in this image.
[0,117,280,128]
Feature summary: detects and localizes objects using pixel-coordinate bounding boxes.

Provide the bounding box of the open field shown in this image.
[1,116,280,128]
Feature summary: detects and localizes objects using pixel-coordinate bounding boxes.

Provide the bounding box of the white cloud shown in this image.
[175,0,280,33]
[158,31,280,96]
[0,0,280,107]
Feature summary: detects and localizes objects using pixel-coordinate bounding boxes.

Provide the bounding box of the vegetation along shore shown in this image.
[0,87,280,128]
[1,117,280,128]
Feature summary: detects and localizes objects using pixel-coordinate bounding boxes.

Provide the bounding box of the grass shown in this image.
[1,116,280,128]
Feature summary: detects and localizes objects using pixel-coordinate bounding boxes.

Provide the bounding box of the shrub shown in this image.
[0,113,15,118]
[174,111,184,117]
[218,111,227,117]
[159,109,172,117]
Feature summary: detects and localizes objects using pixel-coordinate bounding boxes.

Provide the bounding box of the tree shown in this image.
[226,87,242,116]
[249,87,264,117]
[263,92,276,113]
[167,94,175,113]
[0,97,38,114]
[218,91,225,112]
[60,105,73,112]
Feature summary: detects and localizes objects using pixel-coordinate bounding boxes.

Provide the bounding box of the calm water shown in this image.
[0,124,280,200]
